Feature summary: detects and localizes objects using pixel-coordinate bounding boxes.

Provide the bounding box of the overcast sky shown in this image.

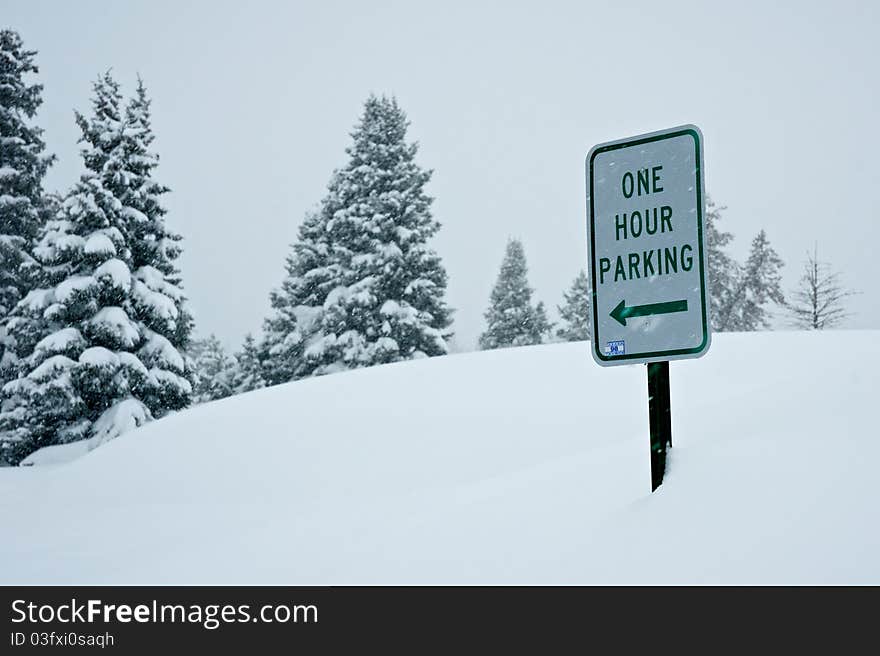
[6,0,879,351]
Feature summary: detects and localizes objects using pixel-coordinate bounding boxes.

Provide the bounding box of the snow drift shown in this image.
[1,331,877,584]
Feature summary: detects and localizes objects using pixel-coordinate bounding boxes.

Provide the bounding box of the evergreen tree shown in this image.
[262,95,451,382]
[260,210,329,386]
[788,244,856,329]
[229,333,266,395]
[0,30,55,384]
[479,238,552,350]
[118,77,194,409]
[556,270,591,342]
[188,334,234,403]
[704,197,740,332]
[715,230,785,331]
[0,73,191,464]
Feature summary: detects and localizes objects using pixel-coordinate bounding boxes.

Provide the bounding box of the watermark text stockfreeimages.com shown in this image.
[10,598,318,631]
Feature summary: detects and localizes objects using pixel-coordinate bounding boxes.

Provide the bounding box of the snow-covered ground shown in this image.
[1,331,877,584]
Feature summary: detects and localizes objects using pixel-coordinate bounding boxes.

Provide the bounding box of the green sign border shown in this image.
[587,126,709,364]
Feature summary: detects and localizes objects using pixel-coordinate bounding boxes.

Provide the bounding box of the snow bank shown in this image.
[91,398,151,447]
[18,439,96,467]
[0,331,877,584]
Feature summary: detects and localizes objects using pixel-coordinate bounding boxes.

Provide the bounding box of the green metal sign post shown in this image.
[647,361,672,491]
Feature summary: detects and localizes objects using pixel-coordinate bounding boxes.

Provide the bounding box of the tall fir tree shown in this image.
[479,238,552,350]
[262,95,451,383]
[0,73,191,464]
[556,270,591,342]
[0,30,55,385]
[715,230,785,331]
[117,77,193,410]
[703,197,740,332]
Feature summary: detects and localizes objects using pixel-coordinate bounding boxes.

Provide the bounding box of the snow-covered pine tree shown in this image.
[229,333,266,395]
[188,334,233,403]
[0,30,55,385]
[715,230,785,331]
[0,73,191,464]
[738,230,785,330]
[0,73,131,463]
[262,95,452,382]
[118,77,193,411]
[260,211,329,385]
[556,270,591,342]
[479,238,552,350]
[704,197,740,332]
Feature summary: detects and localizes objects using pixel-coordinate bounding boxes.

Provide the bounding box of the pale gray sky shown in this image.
[6,0,879,350]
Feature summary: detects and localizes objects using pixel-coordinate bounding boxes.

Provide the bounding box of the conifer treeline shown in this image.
[1,28,822,465]
[0,30,457,463]
[473,202,789,353]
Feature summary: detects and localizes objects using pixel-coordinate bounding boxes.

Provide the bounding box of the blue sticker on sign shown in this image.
[605,340,625,356]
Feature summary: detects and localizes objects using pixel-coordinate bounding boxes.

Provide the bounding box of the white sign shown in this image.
[586,125,710,366]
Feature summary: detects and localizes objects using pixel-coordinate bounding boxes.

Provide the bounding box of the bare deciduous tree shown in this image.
[788,244,857,329]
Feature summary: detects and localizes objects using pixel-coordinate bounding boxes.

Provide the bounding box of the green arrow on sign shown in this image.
[610,299,688,326]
